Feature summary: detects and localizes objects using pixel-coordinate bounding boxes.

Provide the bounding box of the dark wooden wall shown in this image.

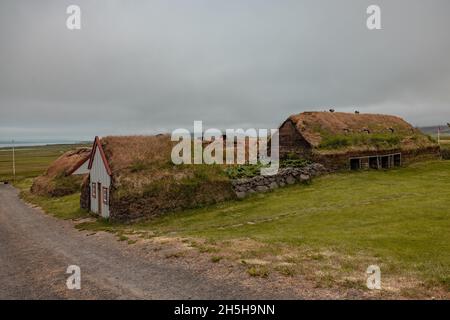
[279,120,312,159]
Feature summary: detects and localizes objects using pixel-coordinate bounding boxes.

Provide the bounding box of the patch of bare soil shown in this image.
[106,232,448,300]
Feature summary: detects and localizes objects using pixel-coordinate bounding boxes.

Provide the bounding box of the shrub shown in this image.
[281,158,311,168]
[224,163,268,179]
[441,145,450,160]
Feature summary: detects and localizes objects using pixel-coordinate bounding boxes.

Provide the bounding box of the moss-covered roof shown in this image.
[286,111,437,151]
[31,148,91,196]
[99,135,232,199]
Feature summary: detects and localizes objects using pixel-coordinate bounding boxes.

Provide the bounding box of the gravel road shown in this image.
[0,184,289,300]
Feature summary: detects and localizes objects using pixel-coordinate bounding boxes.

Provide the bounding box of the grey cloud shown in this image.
[0,0,449,140]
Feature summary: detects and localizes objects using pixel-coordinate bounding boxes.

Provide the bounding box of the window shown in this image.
[381,156,390,169]
[394,154,401,167]
[369,157,379,169]
[103,187,108,205]
[350,158,361,170]
[92,183,96,198]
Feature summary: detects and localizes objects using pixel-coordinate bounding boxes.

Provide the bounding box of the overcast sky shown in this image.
[1,0,449,140]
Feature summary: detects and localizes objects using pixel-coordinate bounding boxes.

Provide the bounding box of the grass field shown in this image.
[0,144,88,181]
[7,144,450,297]
[76,160,449,295]
[146,161,449,287]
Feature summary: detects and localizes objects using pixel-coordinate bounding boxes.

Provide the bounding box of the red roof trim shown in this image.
[87,136,112,176]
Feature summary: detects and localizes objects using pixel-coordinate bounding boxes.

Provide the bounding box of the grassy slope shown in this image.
[124,160,449,289]
[17,178,88,220]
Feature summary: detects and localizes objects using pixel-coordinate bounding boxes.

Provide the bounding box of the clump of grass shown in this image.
[310,253,325,261]
[118,235,129,241]
[247,266,270,278]
[276,265,296,277]
[319,136,351,149]
[315,273,336,288]
[130,160,150,173]
[224,163,268,179]
[165,251,185,259]
[280,158,311,168]
[211,256,223,263]
[191,242,219,253]
[319,133,403,150]
[341,278,366,290]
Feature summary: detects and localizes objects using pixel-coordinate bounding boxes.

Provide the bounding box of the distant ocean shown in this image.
[0,140,83,149]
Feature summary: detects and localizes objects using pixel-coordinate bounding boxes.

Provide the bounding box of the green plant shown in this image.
[319,133,405,150]
[247,266,270,278]
[319,136,351,149]
[224,163,269,179]
[130,160,149,173]
[142,181,166,197]
[276,265,296,277]
[280,158,311,168]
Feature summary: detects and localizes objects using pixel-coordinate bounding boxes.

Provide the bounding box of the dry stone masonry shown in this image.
[231,163,327,199]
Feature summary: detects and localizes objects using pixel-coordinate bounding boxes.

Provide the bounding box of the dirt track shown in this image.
[0,184,296,300]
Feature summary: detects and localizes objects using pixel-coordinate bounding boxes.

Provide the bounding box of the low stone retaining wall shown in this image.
[231,163,327,198]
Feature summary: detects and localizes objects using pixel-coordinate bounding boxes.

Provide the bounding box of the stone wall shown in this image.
[80,177,90,211]
[231,163,327,198]
[109,180,236,222]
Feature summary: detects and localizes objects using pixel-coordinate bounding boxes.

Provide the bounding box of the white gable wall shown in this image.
[72,159,89,175]
[90,146,111,218]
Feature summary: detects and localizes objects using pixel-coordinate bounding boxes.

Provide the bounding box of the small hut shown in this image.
[279,111,440,170]
[78,135,234,221]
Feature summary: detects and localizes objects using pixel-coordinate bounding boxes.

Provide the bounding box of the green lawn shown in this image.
[122,160,449,291]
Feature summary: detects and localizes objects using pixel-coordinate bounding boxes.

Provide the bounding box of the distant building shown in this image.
[279,111,440,170]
